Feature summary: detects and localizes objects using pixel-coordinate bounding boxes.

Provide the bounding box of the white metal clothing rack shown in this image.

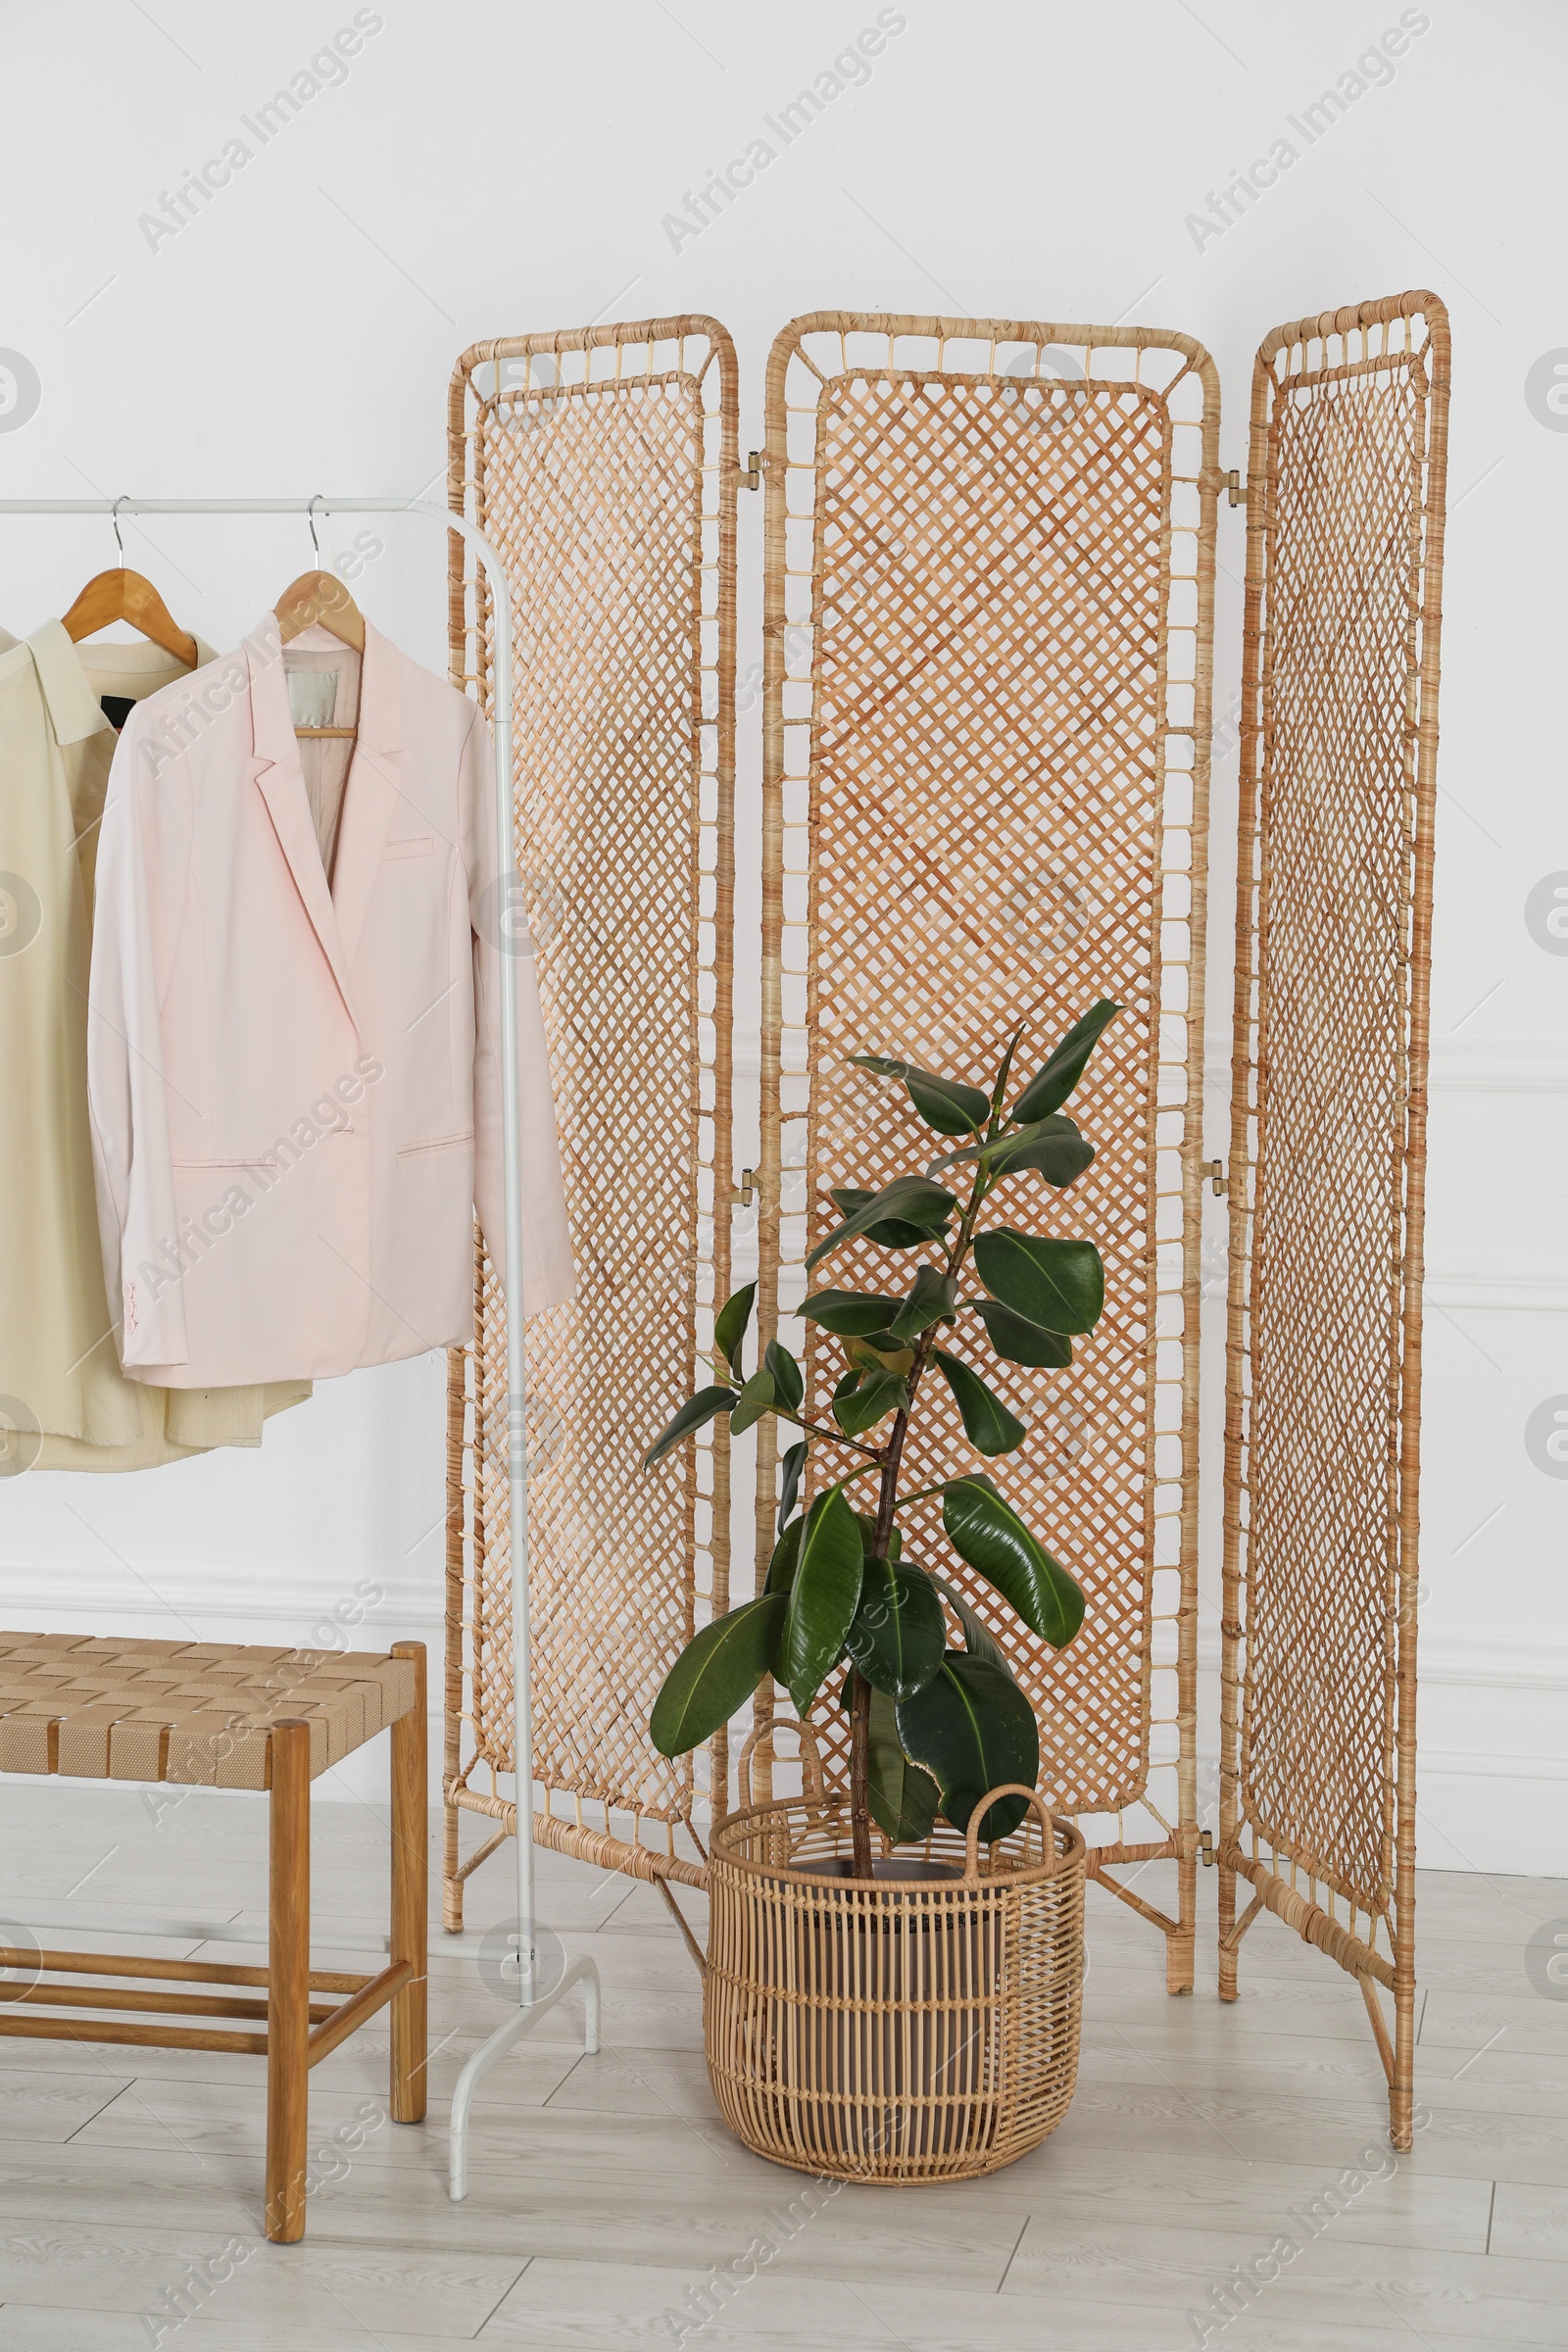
[0,494,597,2204]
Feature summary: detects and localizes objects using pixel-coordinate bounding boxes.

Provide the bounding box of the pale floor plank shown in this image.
[483,2256,900,2347]
[1421,1990,1568,2058]
[0,2071,129,2145]
[1004,2218,1568,2341]
[297,2167,1028,2291]
[1049,2079,1568,2188]
[0,2145,257,2233]
[1490,2180,1568,2261]
[0,2321,487,2352]
[0,2220,524,2333]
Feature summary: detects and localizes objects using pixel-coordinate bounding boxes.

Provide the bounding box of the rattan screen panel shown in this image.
[756,316,1218,1874]
[444,320,737,1848]
[1219,295,1447,2020]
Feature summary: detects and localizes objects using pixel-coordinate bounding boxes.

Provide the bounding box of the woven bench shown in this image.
[0,1631,427,2243]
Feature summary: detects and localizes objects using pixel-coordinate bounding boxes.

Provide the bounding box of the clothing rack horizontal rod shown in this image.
[0,490,595,2203]
[0,498,454,514]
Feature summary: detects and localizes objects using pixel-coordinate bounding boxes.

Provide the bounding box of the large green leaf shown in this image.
[931,1349,1026,1456]
[764,1515,805,1593]
[812,1180,956,1265]
[799,1288,905,1337]
[896,1653,1040,1842]
[986,1120,1096,1188]
[729,1367,776,1435]
[973,1230,1104,1335]
[942,1474,1086,1647]
[713,1282,757,1380]
[931,1113,1090,1188]
[764,1341,804,1412]
[825,1191,952,1250]
[967,1297,1073,1369]
[832,1369,907,1438]
[643,1385,738,1469]
[852,1054,990,1137]
[887,1264,958,1344]
[989,1024,1026,1116]
[929,1572,1009,1672]
[1010,999,1121,1123]
[845,1557,947,1701]
[866,1684,941,1844]
[777,1440,806,1534]
[779,1488,866,1715]
[650,1593,787,1756]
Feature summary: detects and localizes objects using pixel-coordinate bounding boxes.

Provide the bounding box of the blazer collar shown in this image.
[244,616,405,1022]
[26,617,218,746]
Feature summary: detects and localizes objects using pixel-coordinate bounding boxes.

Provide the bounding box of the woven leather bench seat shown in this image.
[0,1630,427,2243]
[0,1634,417,1788]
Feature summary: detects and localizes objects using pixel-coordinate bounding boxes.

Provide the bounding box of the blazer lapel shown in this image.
[331,622,403,974]
[245,622,359,1024]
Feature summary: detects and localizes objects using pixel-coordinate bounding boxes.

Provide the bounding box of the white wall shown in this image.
[1,1,1562,1864]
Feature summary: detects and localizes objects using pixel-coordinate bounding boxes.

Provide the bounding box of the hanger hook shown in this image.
[307,493,324,558]
[111,495,126,560]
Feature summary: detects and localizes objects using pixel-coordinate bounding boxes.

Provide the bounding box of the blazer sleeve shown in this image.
[86,705,192,1372]
[463,704,575,1314]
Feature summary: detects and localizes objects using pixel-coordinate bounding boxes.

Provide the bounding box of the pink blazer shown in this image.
[87,618,573,1386]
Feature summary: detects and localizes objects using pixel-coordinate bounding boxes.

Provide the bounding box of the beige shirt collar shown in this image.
[25,618,218,745]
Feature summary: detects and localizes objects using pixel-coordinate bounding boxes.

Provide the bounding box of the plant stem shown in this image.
[850,1324,939,1880]
[848,1667,873,1880]
[846,1154,992,1880]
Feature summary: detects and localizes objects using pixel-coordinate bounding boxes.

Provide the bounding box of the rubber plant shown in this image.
[645,1001,1119,1880]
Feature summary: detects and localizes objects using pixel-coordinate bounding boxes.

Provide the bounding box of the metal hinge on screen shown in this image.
[1200,1830,1216,1868]
[738,451,762,491]
[731,1167,756,1207]
[1204,1158,1230,1198]
[1222,467,1248,507]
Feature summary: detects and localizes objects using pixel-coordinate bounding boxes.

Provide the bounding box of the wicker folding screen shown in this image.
[440,300,1447,2090]
[442,320,738,1918]
[1217,293,1449,2147]
[753,315,1219,1988]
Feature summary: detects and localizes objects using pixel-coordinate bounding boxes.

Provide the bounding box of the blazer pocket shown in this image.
[397,1130,473,1160]
[384,835,435,859]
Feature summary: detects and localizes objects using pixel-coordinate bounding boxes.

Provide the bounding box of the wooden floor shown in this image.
[0,1788,1562,2349]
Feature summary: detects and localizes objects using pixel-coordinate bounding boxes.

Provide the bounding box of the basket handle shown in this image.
[962,1784,1062,1882]
[735,1715,827,1814]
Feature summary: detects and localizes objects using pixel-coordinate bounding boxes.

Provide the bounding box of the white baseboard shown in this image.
[1422,1271,1568,1311]
[1203,1033,1568,1096]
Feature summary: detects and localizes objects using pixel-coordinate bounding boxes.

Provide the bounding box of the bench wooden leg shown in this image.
[266,1719,312,2243]
[390,1642,427,2125]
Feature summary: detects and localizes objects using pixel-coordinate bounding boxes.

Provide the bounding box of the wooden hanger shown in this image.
[62,533,199,669]
[273,568,366,655]
[62,499,198,667]
[274,507,365,742]
[274,501,365,659]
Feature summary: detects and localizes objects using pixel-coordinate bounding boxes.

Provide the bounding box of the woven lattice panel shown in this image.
[446,320,737,1828]
[1221,295,1448,1937]
[757,317,1217,1848]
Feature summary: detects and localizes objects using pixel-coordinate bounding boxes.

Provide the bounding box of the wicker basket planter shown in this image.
[705,1785,1085,2181]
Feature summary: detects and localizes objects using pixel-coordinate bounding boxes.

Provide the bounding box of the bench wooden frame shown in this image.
[0,1637,428,2243]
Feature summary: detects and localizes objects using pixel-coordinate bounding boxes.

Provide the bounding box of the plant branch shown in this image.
[774,1409,884,1460]
[819,1459,884,1496]
[891,1482,948,1512]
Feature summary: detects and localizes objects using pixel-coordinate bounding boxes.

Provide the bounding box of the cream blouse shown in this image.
[0,620,310,1471]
